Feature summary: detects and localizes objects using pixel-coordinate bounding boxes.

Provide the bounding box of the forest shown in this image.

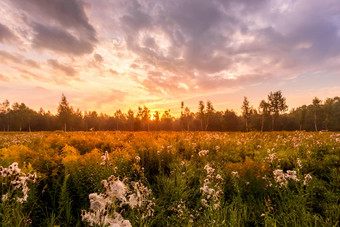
[0,91,339,132]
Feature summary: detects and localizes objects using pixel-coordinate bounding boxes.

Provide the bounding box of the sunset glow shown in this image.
[0,0,339,115]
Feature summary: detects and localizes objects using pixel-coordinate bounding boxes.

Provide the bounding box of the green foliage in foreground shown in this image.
[0,131,339,226]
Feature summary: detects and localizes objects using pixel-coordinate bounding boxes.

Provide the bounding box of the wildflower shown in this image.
[215,174,222,181]
[273,169,288,187]
[200,163,223,209]
[201,199,209,207]
[204,164,215,174]
[296,158,303,169]
[82,174,154,226]
[0,162,37,203]
[231,171,239,178]
[303,173,312,185]
[135,156,141,162]
[198,150,209,157]
[100,151,110,166]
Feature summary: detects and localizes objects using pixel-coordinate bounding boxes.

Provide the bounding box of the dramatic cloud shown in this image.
[117,0,340,94]
[32,23,95,55]
[0,23,18,44]
[7,0,97,55]
[0,50,40,68]
[0,0,339,114]
[47,59,77,77]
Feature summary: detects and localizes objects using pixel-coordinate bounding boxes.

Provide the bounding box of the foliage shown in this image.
[0,131,339,226]
[1,93,340,131]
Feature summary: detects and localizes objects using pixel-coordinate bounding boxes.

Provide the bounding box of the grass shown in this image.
[0,131,339,226]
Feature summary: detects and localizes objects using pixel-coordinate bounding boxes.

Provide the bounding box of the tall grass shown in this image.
[0,131,339,226]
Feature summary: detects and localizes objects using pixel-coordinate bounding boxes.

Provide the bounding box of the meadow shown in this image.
[0,131,339,226]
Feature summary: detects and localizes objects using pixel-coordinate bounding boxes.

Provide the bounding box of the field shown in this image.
[0,131,339,226]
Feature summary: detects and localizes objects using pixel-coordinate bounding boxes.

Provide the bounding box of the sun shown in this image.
[150,114,155,121]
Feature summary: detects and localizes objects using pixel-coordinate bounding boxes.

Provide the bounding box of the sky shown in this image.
[0,0,339,116]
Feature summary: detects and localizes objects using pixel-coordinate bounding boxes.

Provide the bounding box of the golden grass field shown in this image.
[0,131,339,226]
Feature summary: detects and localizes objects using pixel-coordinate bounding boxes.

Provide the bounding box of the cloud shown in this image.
[0,74,10,82]
[109,69,119,76]
[6,0,97,55]
[0,23,18,44]
[97,0,340,97]
[0,50,39,68]
[74,89,128,109]
[1,0,340,113]
[47,59,77,77]
[94,53,103,63]
[9,0,95,33]
[32,23,95,56]
[0,50,22,63]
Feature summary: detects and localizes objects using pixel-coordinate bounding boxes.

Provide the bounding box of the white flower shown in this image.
[101,151,110,165]
[296,158,303,169]
[204,164,215,174]
[231,171,239,178]
[0,162,37,203]
[201,199,209,207]
[303,173,312,185]
[215,174,222,181]
[108,179,127,201]
[128,194,138,208]
[198,150,209,157]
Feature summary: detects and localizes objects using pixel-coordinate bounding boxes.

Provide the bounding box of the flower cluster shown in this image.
[198,150,209,157]
[265,169,313,188]
[273,169,299,187]
[215,146,220,152]
[128,181,155,218]
[0,162,37,203]
[296,158,303,169]
[265,149,280,165]
[231,171,239,178]
[303,173,312,185]
[200,164,223,209]
[100,151,110,166]
[81,175,155,226]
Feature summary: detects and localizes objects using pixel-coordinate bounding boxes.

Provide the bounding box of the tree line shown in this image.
[0,91,339,132]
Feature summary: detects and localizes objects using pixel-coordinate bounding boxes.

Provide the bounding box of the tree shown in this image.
[114,109,124,130]
[241,97,252,132]
[205,101,215,130]
[312,97,321,131]
[127,109,134,131]
[71,108,83,130]
[298,105,307,131]
[57,94,72,131]
[10,102,33,131]
[267,91,288,131]
[183,107,193,131]
[223,109,239,131]
[0,100,11,131]
[323,98,334,131]
[161,109,173,130]
[153,111,160,130]
[259,100,269,132]
[141,106,151,131]
[198,101,205,130]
